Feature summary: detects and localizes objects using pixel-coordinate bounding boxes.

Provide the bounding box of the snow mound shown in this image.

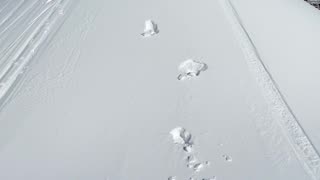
[170,127,192,145]
[141,20,159,37]
[177,59,208,80]
[222,154,232,162]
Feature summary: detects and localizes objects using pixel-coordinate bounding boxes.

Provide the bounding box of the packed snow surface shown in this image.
[0,0,320,180]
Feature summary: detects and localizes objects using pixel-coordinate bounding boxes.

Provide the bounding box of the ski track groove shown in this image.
[0,0,40,37]
[0,0,11,15]
[0,2,47,53]
[0,3,56,80]
[219,0,320,179]
[0,0,76,105]
[0,1,48,56]
[0,0,26,28]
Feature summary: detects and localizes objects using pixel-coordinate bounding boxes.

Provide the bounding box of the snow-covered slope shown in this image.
[0,0,319,180]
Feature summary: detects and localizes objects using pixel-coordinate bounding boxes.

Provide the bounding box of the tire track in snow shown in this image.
[219,0,320,179]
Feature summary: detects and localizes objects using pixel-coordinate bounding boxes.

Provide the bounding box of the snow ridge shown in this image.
[219,0,320,179]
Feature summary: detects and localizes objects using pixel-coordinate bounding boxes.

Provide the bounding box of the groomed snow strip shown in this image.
[219,0,320,179]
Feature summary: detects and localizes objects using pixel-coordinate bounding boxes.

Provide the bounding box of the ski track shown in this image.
[0,0,77,106]
[0,0,25,28]
[0,0,11,15]
[0,0,39,37]
[219,0,320,179]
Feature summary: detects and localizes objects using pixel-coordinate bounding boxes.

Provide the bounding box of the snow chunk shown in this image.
[141,20,159,37]
[168,176,177,180]
[186,155,197,164]
[187,161,210,172]
[177,59,208,80]
[222,154,232,162]
[183,144,193,153]
[170,127,192,145]
[202,177,216,180]
[193,163,205,172]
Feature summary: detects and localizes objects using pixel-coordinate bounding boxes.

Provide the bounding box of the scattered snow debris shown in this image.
[186,155,197,164]
[183,144,193,153]
[141,20,159,37]
[46,0,53,3]
[177,59,208,80]
[168,176,177,180]
[169,127,212,176]
[193,163,205,172]
[222,154,232,162]
[170,127,192,145]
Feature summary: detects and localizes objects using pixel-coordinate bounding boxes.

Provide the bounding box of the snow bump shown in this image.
[141,20,159,37]
[170,127,192,145]
[177,59,208,80]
